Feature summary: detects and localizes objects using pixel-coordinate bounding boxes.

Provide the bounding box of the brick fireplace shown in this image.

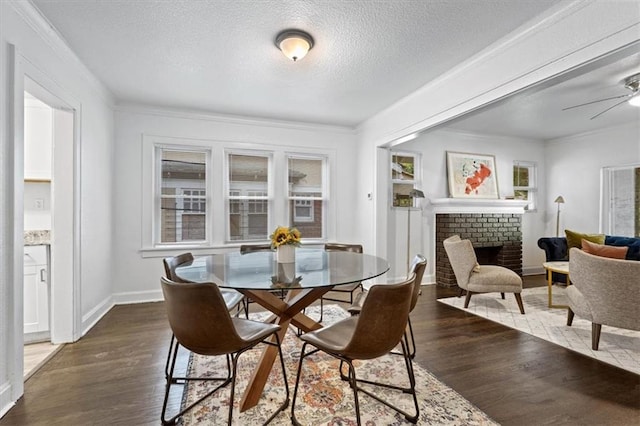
[430,199,526,288]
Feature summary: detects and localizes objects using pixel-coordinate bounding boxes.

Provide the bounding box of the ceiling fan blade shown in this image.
[562,93,630,111]
[590,97,631,120]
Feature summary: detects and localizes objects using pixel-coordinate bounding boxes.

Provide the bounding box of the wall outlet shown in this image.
[34,198,44,210]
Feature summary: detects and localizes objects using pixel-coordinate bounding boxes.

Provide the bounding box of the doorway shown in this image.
[20,75,77,379]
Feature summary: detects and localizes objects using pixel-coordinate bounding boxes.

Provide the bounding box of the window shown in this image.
[159,149,208,243]
[390,152,421,207]
[601,164,639,236]
[513,161,537,211]
[144,135,335,250]
[288,156,326,239]
[227,153,270,241]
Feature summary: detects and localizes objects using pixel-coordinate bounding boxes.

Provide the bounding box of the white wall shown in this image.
[387,128,547,281]
[545,122,640,236]
[24,182,51,230]
[0,1,114,415]
[111,106,358,303]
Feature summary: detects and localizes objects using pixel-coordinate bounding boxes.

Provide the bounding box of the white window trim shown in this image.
[513,161,537,212]
[390,151,422,209]
[224,149,273,242]
[286,153,329,241]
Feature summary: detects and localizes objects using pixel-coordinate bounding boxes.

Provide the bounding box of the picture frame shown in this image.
[446,151,499,199]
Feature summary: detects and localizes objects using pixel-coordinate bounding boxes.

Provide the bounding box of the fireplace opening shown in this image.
[474,245,503,265]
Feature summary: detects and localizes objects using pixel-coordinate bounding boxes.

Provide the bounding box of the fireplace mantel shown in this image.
[428,198,529,214]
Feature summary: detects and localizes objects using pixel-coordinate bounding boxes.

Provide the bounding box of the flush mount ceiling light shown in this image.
[275,29,314,62]
[626,74,640,106]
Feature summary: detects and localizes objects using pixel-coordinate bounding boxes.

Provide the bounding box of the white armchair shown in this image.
[443,235,524,314]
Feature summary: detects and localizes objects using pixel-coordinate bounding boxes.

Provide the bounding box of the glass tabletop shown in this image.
[174,248,390,290]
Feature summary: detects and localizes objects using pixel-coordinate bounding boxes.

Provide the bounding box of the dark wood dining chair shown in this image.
[160,277,289,425]
[162,253,245,383]
[318,243,364,322]
[291,274,419,425]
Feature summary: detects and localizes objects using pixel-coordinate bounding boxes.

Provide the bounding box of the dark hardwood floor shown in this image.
[2,275,638,425]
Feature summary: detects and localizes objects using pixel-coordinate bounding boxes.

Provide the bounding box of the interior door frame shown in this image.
[9,44,81,400]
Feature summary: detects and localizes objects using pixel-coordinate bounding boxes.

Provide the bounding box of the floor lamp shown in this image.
[407,189,425,270]
[554,195,565,237]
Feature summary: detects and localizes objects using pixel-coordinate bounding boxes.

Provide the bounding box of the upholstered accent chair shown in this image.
[443,235,524,314]
[567,248,640,350]
[291,274,419,425]
[160,277,289,425]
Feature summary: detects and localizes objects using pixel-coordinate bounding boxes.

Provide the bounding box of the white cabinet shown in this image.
[24,245,50,337]
[24,102,53,181]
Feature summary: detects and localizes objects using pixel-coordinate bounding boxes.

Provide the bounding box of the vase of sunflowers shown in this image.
[270,226,301,263]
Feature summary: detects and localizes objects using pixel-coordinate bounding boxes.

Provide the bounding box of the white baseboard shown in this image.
[0,381,15,419]
[81,295,114,337]
[523,266,545,276]
[112,289,164,305]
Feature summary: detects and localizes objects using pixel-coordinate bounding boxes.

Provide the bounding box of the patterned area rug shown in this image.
[439,286,640,375]
[179,305,497,425]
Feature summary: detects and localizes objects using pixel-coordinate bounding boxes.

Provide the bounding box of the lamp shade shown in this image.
[275,30,314,62]
[554,196,565,203]
[409,189,425,198]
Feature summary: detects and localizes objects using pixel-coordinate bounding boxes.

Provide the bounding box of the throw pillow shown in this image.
[582,239,628,259]
[565,229,605,252]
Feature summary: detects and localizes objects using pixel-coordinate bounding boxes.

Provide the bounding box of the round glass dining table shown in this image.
[174,248,389,412]
[174,248,389,290]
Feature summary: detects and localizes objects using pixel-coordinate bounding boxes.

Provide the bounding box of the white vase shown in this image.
[277,245,295,263]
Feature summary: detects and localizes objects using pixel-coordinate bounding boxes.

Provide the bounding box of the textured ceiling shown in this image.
[445,51,640,140]
[31,0,561,127]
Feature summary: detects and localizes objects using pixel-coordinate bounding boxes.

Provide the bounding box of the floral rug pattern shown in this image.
[178,305,497,425]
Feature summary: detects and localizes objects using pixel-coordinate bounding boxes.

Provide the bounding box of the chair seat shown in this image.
[300,316,358,353]
[467,265,522,293]
[232,318,281,344]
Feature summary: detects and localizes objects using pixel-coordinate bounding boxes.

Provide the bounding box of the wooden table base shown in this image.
[238,286,330,412]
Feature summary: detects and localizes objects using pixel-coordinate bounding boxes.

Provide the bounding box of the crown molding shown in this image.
[545,120,640,144]
[115,103,356,135]
[10,0,115,107]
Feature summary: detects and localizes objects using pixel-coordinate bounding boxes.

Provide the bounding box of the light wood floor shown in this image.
[1,275,639,425]
[23,342,62,381]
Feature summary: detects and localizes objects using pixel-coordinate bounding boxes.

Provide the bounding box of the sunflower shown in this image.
[270,226,302,248]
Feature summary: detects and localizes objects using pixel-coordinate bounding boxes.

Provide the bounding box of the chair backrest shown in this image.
[163,252,195,283]
[341,273,414,360]
[161,276,247,355]
[408,254,427,311]
[443,235,477,288]
[240,244,273,254]
[569,248,640,330]
[324,243,363,253]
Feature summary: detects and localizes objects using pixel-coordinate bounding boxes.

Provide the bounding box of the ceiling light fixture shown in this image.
[275,30,314,62]
[628,95,640,107]
[625,74,640,107]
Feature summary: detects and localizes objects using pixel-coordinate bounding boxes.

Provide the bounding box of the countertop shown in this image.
[24,230,50,246]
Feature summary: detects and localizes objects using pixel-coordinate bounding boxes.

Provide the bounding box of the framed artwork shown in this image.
[446,151,499,199]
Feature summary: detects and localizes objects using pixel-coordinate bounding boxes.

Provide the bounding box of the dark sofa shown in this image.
[538,235,640,283]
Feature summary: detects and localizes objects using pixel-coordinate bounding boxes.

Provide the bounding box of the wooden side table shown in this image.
[542,261,569,308]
